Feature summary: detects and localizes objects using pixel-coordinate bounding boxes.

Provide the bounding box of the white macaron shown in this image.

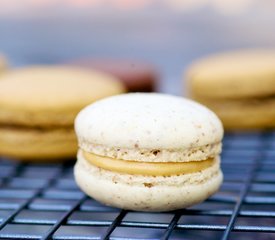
[74,93,223,211]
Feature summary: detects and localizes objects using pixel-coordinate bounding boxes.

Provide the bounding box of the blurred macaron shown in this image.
[66,58,158,92]
[0,66,125,161]
[186,49,275,129]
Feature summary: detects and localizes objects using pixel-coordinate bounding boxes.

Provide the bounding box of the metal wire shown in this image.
[220,132,266,240]
[0,132,275,240]
[160,211,182,240]
[41,196,87,240]
[101,210,127,240]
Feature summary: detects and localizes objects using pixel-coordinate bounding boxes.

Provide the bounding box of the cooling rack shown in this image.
[0,132,275,240]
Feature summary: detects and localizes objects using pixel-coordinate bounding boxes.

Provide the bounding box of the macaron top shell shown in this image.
[75,93,223,151]
[187,49,275,99]
[0,66,125,126]
[0,66,124,111]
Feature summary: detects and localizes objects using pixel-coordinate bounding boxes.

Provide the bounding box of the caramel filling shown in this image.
[83,151,215,176]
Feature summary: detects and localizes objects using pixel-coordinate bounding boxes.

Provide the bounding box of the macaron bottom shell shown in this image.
[0,127,77,161]
[194,96,275,129]
[74,151,222,212]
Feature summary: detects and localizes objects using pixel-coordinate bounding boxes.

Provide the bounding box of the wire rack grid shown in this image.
[0,132,275,240]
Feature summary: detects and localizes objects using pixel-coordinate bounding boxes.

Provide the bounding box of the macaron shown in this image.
[192,97,275,129]
[74,93,223,211]
[186,49,275,129]
[0,66,125,161]
[67,59,158,92]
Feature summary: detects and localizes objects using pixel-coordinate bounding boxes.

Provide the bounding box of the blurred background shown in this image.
[1,2,275,239]
[1,0,275,94]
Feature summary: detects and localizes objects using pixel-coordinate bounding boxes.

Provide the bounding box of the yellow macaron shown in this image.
[0,66,125,161]
[186,49,275,129]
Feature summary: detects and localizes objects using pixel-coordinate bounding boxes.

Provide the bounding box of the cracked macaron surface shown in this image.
[74,93,224,211]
